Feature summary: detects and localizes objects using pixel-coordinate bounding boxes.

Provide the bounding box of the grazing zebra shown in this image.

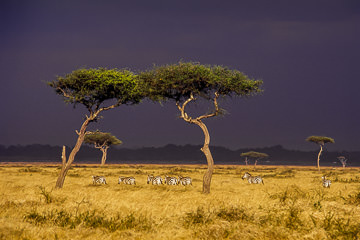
[92,175,107,185]
[322,176,331,188]
[118,176,136,185]
[178,175,192,186]
[242,172,264,184]
[147,175,163,185]
[164,175,178,185]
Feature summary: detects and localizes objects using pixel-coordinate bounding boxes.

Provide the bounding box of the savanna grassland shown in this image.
[1,164,360,240]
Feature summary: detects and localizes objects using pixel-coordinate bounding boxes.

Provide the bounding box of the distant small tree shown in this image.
[337,156,347,168]
[48,68,143,188]
[241,151,269,169]
[84,130,122,166]
[306,136,335,171]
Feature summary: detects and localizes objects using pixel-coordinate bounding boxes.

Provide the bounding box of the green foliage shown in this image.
[139,61,263,102]
[241,151,269,159]
[84,130,122,147]
[306,136,335,145]
[48,68,142,110]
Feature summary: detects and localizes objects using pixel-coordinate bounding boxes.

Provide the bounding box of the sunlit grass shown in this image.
[0,164,359,239]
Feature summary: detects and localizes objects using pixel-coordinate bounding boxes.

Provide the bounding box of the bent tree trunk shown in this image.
[55,119,90,189]
[194,120,214,194]
[317,145,323,172]
[100,148,108,166]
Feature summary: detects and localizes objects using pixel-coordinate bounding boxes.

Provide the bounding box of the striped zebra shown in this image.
[242,172,264,184]
[92,175,107,185]
[178,175,192,186]
[118,176,136,185]
[164,175,178,185]
[322,176,331,188]
[147,175,163,185]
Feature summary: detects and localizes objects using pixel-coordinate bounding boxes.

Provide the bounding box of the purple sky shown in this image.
[1,0,359,151]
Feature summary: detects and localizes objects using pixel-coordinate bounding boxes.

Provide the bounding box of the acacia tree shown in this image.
[84,130,122,166]
[241,151,269,169]
[139,62,262,193]
[337,156,347,168]
[306,136,335,171]
[48,68,142,188]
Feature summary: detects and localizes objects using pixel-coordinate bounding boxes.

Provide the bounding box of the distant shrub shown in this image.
[19,167,42,173]
[67,173,81,177]
[333,176,360,183]
[263,169,296,178]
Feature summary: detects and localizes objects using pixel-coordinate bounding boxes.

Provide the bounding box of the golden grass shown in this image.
[0,164,360,239]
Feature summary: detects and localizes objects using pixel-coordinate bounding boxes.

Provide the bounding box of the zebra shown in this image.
[178,175,192,186]
[242,172,264,184]
[118,176,136,185]
[147,175,163,185]
[322,176,331,188]
[164,175,178,185]
[92,175,107,185]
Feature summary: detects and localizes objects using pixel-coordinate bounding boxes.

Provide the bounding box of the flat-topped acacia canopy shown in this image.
[48,68,142,110]
[306,136,335,145]
[241,151,269,159]
[139,62,263,102]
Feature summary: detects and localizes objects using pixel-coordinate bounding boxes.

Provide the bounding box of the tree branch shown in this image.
[176,93,195,123]
[97,99,123,113]
[56,87,73,99]
[94,140,109,150]
[196,92,220,121]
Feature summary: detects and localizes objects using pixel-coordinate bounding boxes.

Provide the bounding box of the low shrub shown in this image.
[24,209,152,232]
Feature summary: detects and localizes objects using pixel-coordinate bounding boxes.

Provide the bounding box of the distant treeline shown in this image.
[0,144,358,166]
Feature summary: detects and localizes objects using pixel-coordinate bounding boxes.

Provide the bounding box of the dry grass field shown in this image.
[0,163,360,240]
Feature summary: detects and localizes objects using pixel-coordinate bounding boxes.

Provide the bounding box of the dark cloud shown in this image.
[0,0,359,151]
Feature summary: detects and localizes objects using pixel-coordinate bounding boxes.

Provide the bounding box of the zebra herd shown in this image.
[241,172,332,188]
[93,173,331,188]
[92,174,192,186]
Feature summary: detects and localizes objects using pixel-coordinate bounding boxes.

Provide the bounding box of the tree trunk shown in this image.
[194,120,214,194]
[317,145,323,172]
[245,157,248,165]
[100,148,108,166]
[55,119,90,189]
[254,159,258,170]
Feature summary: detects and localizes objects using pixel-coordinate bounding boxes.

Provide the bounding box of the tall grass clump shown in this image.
[183,207,212,227]
[38,186,53,204]
[24,209,152,232]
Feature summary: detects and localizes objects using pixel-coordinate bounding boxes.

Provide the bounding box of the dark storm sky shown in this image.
[1,0,359,151]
